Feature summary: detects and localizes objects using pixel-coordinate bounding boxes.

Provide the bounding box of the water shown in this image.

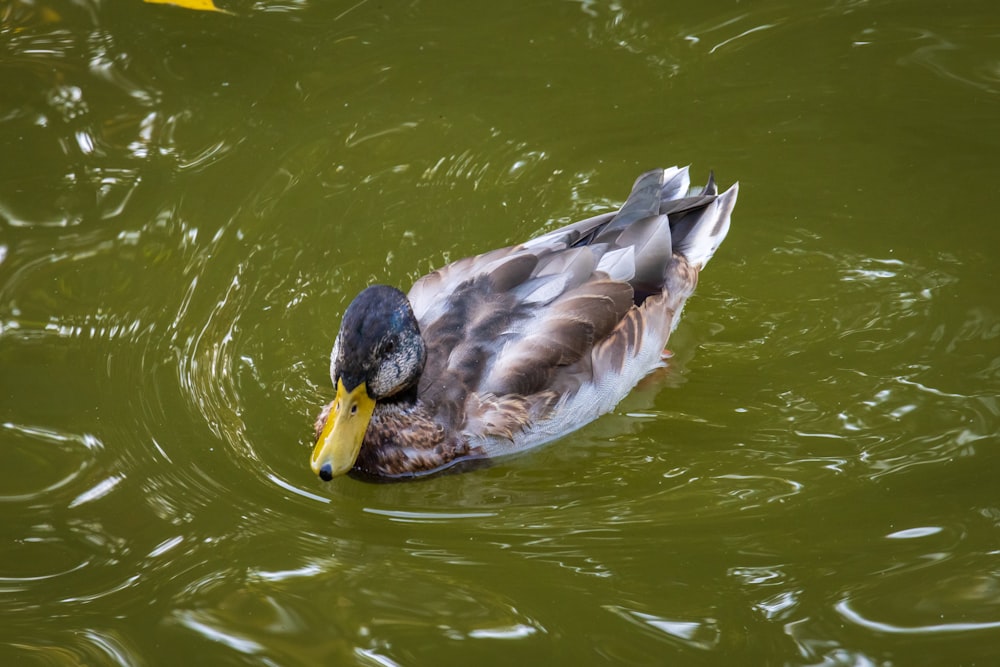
[2,0,999,664]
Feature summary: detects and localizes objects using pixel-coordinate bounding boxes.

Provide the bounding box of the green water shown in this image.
[2,0,999,664]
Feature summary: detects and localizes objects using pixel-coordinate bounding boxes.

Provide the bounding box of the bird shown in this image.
[311,166,738,480]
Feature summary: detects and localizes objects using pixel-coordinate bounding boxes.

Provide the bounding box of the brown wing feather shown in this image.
[591,254,700,380]
[463,391,559,441]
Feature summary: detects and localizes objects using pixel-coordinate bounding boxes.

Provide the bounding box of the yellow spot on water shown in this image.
[143,0,232,15]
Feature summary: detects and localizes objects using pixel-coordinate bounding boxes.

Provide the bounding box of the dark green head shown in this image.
[329,284,426,400]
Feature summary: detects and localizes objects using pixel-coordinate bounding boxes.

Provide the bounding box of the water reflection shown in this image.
[853,25,1000,95]
[836,555,1000,635]
[165,543,552,663]
[837,597,1000,634]
[0,422,102,504]
[607,605,721,651]
[712,238,1000,495]
[0,1,252,230]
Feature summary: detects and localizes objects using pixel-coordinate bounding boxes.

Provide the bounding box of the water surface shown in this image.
[2,0,999,664]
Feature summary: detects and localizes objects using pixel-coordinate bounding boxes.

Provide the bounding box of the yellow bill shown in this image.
[311,379,376,480]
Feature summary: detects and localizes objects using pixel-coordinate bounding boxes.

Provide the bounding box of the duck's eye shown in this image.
[383,340,395,355]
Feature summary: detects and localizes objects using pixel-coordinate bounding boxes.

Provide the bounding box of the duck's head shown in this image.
[311,285,426,481]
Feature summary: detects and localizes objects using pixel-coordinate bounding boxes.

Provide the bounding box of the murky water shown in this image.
[2,0,999,664]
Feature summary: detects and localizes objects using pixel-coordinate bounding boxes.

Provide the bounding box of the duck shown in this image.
[311,166,738,480]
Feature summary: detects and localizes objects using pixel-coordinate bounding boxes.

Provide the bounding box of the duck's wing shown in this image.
[408,167,738,453]
[405,170,662,324]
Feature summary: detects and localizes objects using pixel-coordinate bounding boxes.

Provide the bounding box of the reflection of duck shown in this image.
[312,167,738,480]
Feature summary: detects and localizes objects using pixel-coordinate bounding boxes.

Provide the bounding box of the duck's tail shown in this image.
[657,167,739,271]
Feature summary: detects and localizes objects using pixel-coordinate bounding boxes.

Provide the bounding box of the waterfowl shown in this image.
[312,166,738,480]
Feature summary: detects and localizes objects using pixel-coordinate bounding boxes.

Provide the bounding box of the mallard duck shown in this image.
[311,166,738,480]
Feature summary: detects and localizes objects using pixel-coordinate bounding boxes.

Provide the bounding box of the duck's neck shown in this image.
[354,393,445,477]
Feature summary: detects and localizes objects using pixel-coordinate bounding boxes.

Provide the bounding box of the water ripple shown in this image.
[0,422,103,505]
